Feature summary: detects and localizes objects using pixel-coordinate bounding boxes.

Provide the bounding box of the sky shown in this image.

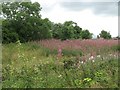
[31,0,118,37]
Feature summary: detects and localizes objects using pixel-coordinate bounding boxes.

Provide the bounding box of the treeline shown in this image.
[1,2,112,43]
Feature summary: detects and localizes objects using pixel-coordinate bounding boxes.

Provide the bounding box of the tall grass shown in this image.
[2,40,119,88]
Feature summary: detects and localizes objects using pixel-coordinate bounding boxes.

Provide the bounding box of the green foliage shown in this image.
[111,45,120,52]
[73,24,82,39]
[2,42,119,88]
[99,30,112,39]
[52,21,83,40]
[2,2,52,43]
[97,35,99,38]
[62,49,82,57]
[51,23,63,39]
[81,30,93,39]
[61,21,76,40]
[1,1,114,43]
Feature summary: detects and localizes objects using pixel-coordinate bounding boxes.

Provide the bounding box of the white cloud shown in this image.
[31,0,118,37]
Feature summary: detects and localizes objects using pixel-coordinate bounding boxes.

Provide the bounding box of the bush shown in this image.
[62,49,82,57]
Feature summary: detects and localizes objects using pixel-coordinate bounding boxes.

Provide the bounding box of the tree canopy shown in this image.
[52,21,86,40]
[81,30,93,39]
[2,2,51,43]
[99,30,111,39]
[1,2,113,43]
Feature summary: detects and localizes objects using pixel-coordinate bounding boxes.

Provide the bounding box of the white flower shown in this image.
[19,43,21,46]
[58,75,62,78]
[92,60,95,62]
[33,57,36,59]
[97,55,100,58]
[34,67,39,72]
[18,54,21,58]
[91,56,94,59]
[89,56,94,60]
[109,54,112,56]
[81,61,84,64]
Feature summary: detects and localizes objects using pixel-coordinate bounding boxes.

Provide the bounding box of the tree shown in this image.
[81,30,92,39]
[2,2,51,43]
[51,21,77,40]
[97,35,100,39]
[61,21,75,40]
[73,23,82,39]
[2,19,19,43]
[99,30,111,39]
[51,23,63,39]
[51,21,84,40]
[0,0,31,2]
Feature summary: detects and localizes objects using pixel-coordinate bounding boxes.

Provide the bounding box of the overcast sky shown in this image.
[31,0,119,37]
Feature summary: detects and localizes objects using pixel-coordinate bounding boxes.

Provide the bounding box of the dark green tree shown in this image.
[61,21,75,40]
[51,23,63,39]
[99,30,111,39]
[51,21,83,40]
[73,23,82,39]
[97,35,100,39]
[2,19,19,43]
[81,30,92,39]
[2,2,51,43]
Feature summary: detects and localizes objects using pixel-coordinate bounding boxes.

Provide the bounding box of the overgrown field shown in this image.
[2,39,119,88]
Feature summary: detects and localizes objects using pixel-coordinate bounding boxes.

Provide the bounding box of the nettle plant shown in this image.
[74,77,93,88]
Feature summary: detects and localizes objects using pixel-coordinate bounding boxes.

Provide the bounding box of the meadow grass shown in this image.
[2,41,119,88]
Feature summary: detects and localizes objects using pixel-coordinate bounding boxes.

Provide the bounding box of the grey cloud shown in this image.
[59,2,118,16]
